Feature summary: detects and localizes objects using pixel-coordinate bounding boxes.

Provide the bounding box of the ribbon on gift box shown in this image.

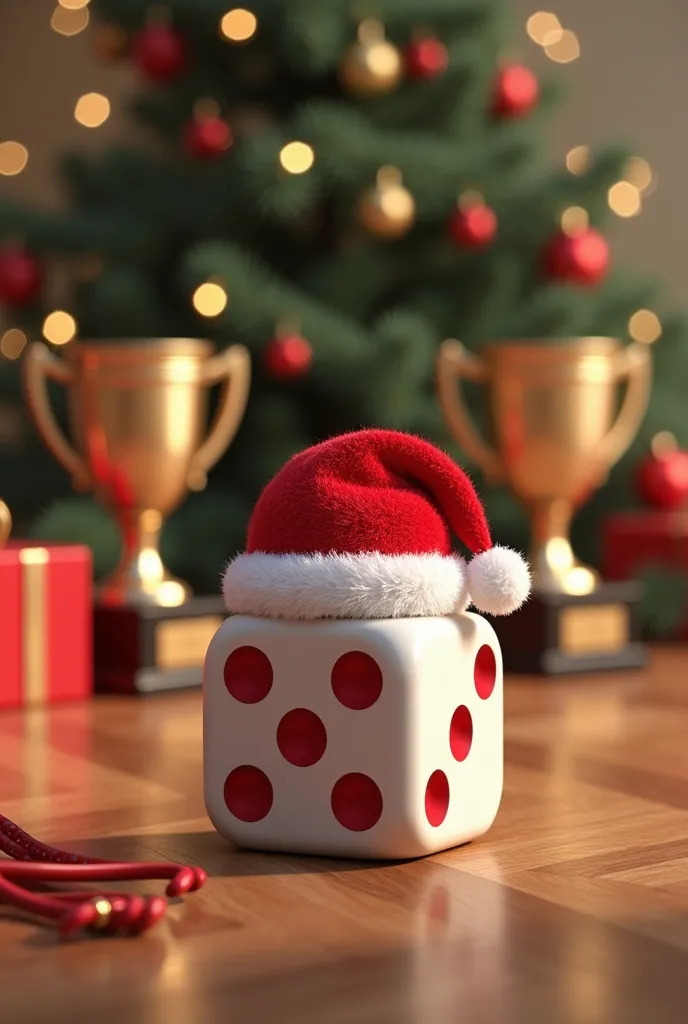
[18,546,49,706]
[1,501,207,939]
[0,501,49,706]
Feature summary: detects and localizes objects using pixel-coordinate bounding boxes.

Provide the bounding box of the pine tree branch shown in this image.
[0,201,156,260]
[181,240,375,360]
[637,563,688,638]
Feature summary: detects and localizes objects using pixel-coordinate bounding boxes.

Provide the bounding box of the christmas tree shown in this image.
[1,0,686,593]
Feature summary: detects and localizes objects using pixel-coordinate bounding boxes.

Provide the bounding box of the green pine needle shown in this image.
[637,563,688,638]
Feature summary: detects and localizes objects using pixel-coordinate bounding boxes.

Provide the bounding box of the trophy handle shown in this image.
[187,344,252,491]
[436,339,504,482]
[0,500,11,547]
[23,343,91,490]
[597,342,652,469]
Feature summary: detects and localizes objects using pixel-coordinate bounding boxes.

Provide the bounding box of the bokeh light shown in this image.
[0,142,29,176]
[561,206,589,235]
[192,282,228,317]
[565,145,590,175]
[650,431,676,456]
[220,9,258,43]
[623,157,653,193]
[42,311,77,345]
[0,329,27,360]
[458,190,484,210]
[544,29,580,63]
[279,141,315,174]
[608,181,641,218]
[74,93,111,128]
[51,4,89,35]
[526,12,563,46]
[629,309,662,344]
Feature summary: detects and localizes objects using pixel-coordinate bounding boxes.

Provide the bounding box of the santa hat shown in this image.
[223,429,530,620]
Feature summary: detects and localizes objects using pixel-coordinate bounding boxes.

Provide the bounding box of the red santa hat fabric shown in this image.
[223,429,530,620]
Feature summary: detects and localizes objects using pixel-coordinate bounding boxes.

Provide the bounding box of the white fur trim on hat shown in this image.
[222,552,469,620]
[467,546,531,616]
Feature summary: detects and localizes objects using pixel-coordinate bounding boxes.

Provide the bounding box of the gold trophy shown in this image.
[24,338,251,693]
[437,337,651,674]
[0,499,10,547]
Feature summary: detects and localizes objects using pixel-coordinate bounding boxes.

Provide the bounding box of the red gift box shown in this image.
[603,509,688,637]
[0,540,92,709]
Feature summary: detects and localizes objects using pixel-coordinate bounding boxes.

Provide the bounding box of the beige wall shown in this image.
[511,0,688,304]
[1,1,687,303]
[1,2,136,210]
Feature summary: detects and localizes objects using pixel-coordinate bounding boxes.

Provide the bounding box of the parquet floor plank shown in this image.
[2,647,688,1022]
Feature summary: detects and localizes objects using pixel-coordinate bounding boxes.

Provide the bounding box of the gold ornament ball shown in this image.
[358,167,415,239]
[339,20,402,96]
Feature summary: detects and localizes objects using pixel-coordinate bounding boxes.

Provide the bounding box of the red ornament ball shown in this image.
[448,202,498,249]
[0,248,42,307]
[405,37,448,79]
[543,227,610,287]
[184,116,233,158]
[132,24,187,82]
[263,333,313,380]
[492,64,539,119]
[636,437,688,509]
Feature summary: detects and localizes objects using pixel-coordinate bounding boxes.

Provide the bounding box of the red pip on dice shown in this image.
[204,430,531,860]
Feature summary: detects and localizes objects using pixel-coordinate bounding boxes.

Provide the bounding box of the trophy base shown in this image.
[484,580,646,676]
[94,596,226,694]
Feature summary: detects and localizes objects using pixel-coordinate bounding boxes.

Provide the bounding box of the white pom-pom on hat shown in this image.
[467,545,532,616]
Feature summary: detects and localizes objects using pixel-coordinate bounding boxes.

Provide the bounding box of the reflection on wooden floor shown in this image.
[2,646,688,1023]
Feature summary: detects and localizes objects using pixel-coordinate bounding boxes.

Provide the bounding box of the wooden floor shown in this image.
[3,647,688,1023]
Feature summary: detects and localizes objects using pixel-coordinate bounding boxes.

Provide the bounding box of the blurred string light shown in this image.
[561,206,589,235]
[74,93,111,128]
[545,29,580,63]
[607,157,655,217]
[279,141,315,174]
[624,156,655,194]
[42,311,77,345]
[0,328,27,360]
[629,308,662,343]
[565,145,590,175]
[526,11,580,63]
[526,12,563,46]
[192,281,228,317]
[608,181,641,218]
[220,8,258,42]
[51,3,89,35]
[651,431,676,456]
[568,148,655,215]
[458,189,485,210]
[0,141,28,176]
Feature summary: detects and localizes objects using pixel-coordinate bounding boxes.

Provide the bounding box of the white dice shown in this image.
[203,612,503,861]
